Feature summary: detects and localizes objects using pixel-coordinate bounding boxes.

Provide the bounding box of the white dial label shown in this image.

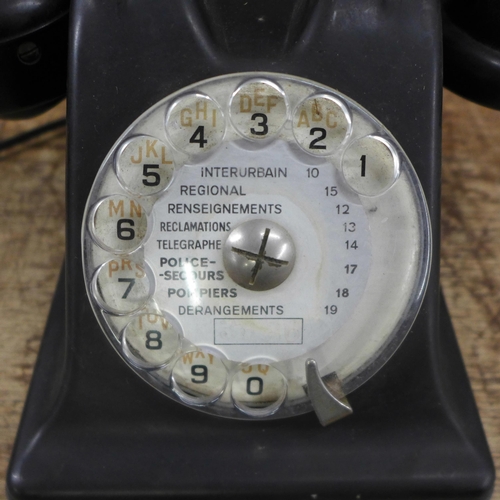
[144,140,371,362]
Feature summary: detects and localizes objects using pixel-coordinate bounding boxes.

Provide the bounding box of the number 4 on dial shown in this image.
[189,126,208,148]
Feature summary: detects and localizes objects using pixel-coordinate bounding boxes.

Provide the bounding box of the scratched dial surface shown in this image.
[82,73,431,420]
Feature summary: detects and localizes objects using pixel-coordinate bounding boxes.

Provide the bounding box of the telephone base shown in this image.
[6,270,495,499]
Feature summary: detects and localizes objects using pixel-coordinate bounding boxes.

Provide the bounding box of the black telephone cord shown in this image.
[0,118,66,152]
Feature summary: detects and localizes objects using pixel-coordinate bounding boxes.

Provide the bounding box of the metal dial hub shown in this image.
[223,219,295,291]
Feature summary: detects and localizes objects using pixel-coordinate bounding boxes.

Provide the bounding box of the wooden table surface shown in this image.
[0,91,499,498]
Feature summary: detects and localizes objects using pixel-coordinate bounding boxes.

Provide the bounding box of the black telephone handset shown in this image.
[0,1,68,119]
[4,1,495,499]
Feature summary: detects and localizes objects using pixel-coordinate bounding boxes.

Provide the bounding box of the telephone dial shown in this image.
[4,0,495,499]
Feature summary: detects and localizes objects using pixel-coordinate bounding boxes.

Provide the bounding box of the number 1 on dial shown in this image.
[360,154,366,177]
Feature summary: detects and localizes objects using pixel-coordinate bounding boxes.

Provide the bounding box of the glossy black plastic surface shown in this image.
[443,0,500,110]
[7,0,495,498]
[0,0,69,43]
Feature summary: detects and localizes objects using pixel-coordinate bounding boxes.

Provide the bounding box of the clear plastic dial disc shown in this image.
[82,73,431,422]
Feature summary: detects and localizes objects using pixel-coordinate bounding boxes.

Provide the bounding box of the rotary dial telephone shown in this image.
[4,1,495,498]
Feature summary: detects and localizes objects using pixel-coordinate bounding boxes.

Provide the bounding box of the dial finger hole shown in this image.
[92,257,154,314]
[231,363,287,417]
[90,195,148,253]
[122,312,182,369]
[229,79,288,140]
[115,135,175,196]
[171,349,228,405]
[342,135,400,196]
[166,93,225,155]
[293,94,351,156]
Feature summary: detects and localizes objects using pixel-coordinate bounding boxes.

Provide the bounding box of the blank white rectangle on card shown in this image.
[214,318,303,345]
